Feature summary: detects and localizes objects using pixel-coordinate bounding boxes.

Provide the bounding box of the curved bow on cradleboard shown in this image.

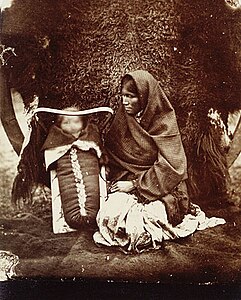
[34,106,114,116]
[18,105,114,156]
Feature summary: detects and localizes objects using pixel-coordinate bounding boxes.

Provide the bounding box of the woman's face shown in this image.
[121,81,141,115]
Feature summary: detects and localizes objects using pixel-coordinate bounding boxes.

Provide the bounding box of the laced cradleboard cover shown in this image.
[40,108,111,233]
[42,123,107,233]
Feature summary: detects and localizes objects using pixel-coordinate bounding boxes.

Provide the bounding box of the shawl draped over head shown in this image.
[105,70,188,201]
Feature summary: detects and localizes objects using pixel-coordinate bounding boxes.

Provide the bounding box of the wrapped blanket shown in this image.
[42,122,106,231]
[49,163,107,234]
[56,146,100,229]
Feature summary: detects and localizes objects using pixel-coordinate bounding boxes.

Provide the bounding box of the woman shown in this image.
[93,70,225,253]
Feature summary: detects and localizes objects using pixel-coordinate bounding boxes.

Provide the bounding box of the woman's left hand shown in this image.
[109,181,135,193]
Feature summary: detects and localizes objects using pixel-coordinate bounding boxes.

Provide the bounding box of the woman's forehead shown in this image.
[121,77,138,93]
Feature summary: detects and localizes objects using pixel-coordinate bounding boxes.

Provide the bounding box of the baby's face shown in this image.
[60,115,84,138]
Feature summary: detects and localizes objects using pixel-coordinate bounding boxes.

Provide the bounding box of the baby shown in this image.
[42,106,107,230]
[55,108,87,138]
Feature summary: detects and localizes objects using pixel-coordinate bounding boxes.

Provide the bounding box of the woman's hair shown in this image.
[54,106,88,128]
[121,75,138,96]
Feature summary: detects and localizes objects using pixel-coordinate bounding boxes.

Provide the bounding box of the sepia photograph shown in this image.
[0,0,241,298]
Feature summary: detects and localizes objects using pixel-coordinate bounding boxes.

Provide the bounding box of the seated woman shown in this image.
[93,70,225,253]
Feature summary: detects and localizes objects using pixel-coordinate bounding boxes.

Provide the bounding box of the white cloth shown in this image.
[93,192,226,252]
[44,140,102,171]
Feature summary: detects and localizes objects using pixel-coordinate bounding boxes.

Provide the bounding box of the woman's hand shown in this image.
[109,181,135,193]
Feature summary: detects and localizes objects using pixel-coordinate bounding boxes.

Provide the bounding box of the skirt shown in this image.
[93,192,226,253]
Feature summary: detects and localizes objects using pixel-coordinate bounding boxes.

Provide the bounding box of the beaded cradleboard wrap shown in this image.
[69,147,88,217]
[45,140,107,232]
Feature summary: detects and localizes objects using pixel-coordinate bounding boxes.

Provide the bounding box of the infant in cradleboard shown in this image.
[41,106,109,233]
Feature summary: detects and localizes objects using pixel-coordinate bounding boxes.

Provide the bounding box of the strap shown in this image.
[34,106,114,116]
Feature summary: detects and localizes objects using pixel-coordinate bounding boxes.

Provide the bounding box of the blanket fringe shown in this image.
[11,117,49,208]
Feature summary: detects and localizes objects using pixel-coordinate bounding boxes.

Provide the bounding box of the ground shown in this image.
[0,98,241,298]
